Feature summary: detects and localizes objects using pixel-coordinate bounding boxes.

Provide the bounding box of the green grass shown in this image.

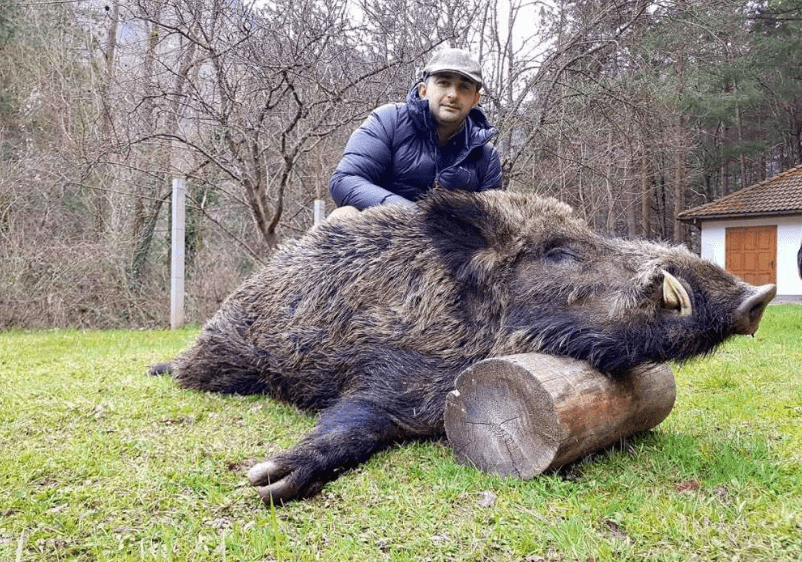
[1,307,801,561]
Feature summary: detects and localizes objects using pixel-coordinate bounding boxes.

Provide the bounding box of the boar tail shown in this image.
[149,362,173,376]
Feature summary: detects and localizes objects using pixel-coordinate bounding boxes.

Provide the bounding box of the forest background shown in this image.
[1,0,800,329]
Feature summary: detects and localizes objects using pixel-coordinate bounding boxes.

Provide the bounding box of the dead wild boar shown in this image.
[153,189,776,504]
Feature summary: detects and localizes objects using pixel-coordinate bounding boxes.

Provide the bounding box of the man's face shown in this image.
[418,72,481,129]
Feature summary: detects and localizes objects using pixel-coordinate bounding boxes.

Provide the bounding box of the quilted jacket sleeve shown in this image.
[329,105,415,210]
[478,144,504,191]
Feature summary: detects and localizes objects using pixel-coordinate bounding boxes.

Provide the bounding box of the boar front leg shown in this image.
[247,397,407,505]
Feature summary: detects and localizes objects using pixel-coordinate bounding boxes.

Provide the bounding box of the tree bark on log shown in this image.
[444,353,675,479]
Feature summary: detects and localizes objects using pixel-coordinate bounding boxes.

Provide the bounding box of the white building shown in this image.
[677,165,802,298]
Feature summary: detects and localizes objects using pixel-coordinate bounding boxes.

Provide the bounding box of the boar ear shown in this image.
[421,190,514,287]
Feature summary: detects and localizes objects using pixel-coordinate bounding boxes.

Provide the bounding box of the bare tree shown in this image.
[116,0,454,255]
[471,1,656,233]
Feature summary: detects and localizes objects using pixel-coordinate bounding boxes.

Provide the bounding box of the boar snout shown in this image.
[734,284,776,335]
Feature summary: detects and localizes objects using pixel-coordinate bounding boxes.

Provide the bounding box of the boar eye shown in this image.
[544,247,579,263]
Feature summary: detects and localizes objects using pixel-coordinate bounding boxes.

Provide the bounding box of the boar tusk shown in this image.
[661,269,692,316]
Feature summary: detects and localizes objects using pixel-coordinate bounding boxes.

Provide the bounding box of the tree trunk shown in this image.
[130,9,172,283]
[736,103,747,189]
[640,141,651,238]
[673,111,687,244]
[101,0,118,142]
[130,197,165,283]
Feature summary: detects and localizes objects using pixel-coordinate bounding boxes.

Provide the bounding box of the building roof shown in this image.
[677,164,802,222]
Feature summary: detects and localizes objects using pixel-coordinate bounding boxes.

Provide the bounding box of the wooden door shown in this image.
[725,226,776,285]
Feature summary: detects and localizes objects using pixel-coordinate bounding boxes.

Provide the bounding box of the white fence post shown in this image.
[171,178,186,329]
[313,199,326,226]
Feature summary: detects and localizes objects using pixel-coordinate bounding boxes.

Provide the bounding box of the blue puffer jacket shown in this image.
[330,85,502,209]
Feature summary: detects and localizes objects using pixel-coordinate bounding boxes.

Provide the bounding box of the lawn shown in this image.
[1,306,800,561]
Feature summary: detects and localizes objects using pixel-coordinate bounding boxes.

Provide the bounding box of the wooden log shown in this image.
[444,353,675,479]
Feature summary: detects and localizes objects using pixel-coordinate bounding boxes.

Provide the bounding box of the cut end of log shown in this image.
[444,354,675,479]
[444,359,565,479]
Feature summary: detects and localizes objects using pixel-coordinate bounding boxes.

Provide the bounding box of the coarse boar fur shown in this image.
[155,189,776,505]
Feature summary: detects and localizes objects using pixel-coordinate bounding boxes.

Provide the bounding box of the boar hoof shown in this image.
[248,458,325,505]
[248,460,299,505]
[255,481,298,506]
[247,459,285,486]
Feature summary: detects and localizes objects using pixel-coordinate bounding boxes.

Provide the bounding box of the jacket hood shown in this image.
[405,84,497,147]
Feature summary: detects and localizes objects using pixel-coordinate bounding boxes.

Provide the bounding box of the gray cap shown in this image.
[423,48,483,88]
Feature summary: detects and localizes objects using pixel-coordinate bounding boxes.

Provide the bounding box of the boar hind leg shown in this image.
[248,397,405,505]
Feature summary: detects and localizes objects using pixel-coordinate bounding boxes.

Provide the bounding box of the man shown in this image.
[329,48,503,211]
